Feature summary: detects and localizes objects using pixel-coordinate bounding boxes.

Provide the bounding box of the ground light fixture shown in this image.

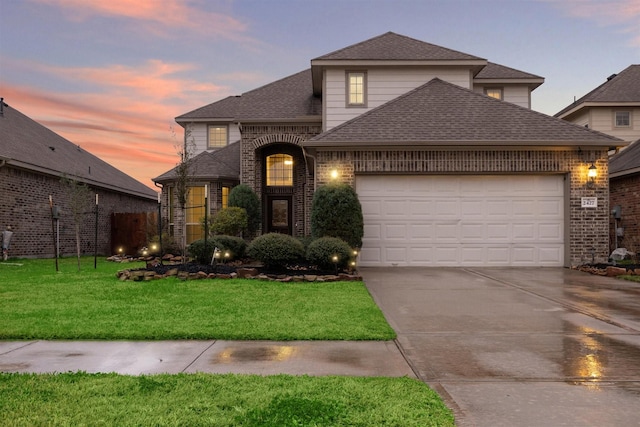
[588,162,597,189]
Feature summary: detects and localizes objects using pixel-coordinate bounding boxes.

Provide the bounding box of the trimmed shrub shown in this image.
[311,183,364,248]
[188,235,247,264]
[247,233,305,268]
[229,184,261,234]
[211,207,248,236]
[306,237,352,270]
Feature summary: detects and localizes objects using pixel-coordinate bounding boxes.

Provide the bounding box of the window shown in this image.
[186,186,205,244]
[484,88,503,100]
[168,186,175,236]
[615,111,630,127]
[222,186,229,209]
[266,154,293,186]
[347,71,366,106]
[208,125,228,149]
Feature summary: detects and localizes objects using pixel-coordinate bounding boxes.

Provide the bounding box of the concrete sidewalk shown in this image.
[0,340,415,377]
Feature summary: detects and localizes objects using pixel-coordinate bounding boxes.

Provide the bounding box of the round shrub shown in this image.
[211,235,247,260]
[306,237,352,270]
[228,184,261,234]
[311,183,363,248]
[188,239,217,265]
[211,207,248,236]
[247,233,305,269]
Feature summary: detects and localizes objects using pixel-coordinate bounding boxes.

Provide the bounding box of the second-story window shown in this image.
[484,88,503,100]
[347,71,366,106]
[208,125,228,149]
[615,111,630,127]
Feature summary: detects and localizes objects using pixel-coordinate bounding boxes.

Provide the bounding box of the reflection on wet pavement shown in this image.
[215,345,298,363]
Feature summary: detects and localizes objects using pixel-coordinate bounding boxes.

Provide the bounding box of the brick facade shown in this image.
[315,148,609,266]
[610,174,640,254]
[0,166,157,258]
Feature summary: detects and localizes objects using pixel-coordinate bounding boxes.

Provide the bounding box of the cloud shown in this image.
[30,0,257,43]
[546,0,640,47]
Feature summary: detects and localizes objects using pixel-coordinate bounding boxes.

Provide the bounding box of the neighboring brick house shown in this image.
[156,32,624,267]
[0,99,158,258]
[555,65,640,254]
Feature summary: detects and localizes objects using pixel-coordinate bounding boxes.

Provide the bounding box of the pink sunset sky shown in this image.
[1,0,638,190]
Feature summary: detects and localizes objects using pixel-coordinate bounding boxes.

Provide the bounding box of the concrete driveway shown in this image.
[361,267,640,427]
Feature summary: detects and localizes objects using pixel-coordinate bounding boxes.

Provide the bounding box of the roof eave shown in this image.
[556,101,640,119]
[474,78,544,90]
[302,140,619,149]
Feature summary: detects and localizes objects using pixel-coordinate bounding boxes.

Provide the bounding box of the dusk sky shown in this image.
[1,0,638,190]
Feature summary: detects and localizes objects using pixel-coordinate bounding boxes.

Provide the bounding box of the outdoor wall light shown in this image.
[587,162,597,189]
[330,169,339,180]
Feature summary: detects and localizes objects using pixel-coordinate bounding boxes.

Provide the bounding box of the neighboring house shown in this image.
[156,32,624,267]
[0,99,158,258]
[555,65,640,253]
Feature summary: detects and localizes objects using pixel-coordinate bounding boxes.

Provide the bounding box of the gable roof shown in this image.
[0,102,156,199]
[176,70,321,124]
[555,65,640,118]
[474,62,544,90]
[610,139,640,178]
[305,78,622,148]
[153,140,241,183]
[311,32,487,95]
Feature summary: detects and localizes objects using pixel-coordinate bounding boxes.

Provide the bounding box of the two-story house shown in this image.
[155,32,623,267]
[555,65,640,254]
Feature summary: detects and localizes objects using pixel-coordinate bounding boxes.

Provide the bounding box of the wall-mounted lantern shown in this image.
[587,162,597,189]
[330,169,339,180]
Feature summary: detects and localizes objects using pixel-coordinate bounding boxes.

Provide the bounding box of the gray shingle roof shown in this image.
[0,102,156,199]
[610,139,640,177]
[153,140,241,183]
[305,78,622,147]
[176,70,321,123]
[313,32,484,61]
[555,65,640,117]
[475,62,544,80]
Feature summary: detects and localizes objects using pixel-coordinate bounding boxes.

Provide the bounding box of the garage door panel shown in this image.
[357,175,564,267]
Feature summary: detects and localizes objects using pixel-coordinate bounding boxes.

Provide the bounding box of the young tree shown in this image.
[61,176,91,271]
[172,125,196,259]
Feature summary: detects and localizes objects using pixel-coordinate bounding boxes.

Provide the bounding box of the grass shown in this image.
[0,257,395,340]
[0,372,455,426]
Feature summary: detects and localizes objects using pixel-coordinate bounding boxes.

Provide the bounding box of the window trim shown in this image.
[484,87,503,100]
[614,111,631,127]
[346,71,367,107]
[207,124,228,149]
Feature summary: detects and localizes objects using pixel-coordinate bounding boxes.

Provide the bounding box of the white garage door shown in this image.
[356,175,565,267]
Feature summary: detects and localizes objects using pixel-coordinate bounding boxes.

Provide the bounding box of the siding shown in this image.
[590,107,640,142]
[186,123,241,155]
[472,85,532,109]
[324,67,473,131]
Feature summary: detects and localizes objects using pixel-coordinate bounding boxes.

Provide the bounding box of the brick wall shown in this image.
[315,148,609,266]
[0,166,157,258]
[610,174,640,254]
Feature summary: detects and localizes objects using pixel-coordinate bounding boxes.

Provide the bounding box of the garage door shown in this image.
[356,175,565,267]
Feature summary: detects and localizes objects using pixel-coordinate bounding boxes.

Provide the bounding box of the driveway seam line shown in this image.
[180,340,217,373]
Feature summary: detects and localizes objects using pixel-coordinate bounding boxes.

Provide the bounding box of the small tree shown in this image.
[311,183,364,248]
[210,207,248,236]
[228,184,261,234]
[61,176,91,271]
[172,125,196,259]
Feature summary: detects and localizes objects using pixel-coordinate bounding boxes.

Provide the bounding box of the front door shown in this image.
[267,196,292,234]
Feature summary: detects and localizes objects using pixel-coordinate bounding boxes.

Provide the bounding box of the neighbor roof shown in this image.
[176,70,321,124]
[0,102,156,199]
[610,139,640,178]
[555,65,640,118]
[305,78,622,147]
[153,140,241,183]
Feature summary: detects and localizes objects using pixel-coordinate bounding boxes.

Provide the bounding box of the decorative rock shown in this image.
[237,267,259,278]
[304,275,317,282]
[606,266,627,277]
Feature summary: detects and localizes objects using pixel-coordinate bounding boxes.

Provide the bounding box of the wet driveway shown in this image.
[361,267,640,427]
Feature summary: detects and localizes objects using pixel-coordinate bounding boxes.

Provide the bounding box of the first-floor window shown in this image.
[186,186,205,244]
[222,186,229,209]
[615,111,630,127]
[168,186,175,236]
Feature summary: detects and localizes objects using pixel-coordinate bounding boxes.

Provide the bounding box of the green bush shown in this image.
[311,183,364,248]
[306,237,353,270]
[211,207,248,236]
[188,236,247,264]
[247,233,305,268]
[229,184,261,234]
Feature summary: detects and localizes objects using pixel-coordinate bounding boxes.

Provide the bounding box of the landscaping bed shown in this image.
[574,263,640,277]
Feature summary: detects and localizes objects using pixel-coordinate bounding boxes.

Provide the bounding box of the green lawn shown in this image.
[0,257,395,340]
[0,372,454,426]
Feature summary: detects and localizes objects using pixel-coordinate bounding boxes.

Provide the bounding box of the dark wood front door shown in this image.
[267,196,292,234]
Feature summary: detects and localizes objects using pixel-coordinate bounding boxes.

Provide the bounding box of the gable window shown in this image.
[186,186,205,244]
[484,88,503,100]
[347,71,366,106]
[266,154,293,186]
[208,125,228,149]
[615,111,630,127]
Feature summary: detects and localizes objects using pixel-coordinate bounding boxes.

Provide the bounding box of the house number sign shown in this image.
[581,197,598,208]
